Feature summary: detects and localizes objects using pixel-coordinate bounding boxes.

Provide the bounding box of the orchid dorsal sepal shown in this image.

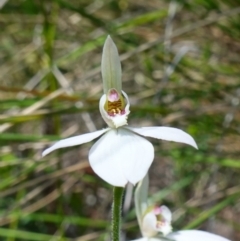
[101,35,122,94]
[135,174,149,234]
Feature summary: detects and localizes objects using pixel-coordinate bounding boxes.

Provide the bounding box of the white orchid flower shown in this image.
[133,231,231,241]
[132,175,231,241]
[134,174,172,239]
[42,36,197,187]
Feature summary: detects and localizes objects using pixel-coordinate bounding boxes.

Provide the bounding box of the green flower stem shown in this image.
[112,187,124,241]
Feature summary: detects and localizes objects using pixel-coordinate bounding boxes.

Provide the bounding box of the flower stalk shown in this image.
[112,187,124,241]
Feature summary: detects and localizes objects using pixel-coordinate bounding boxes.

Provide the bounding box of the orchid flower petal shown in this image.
[157,205,172,223]
[130,239,147,241]
[122,132,154,185]
[42,128,109,157]
[89,129,127,186]
[131,238,160,241]
[89,128,154,187]
[142,212,158,237]
[167,230,231,241]
[127,127,198,149]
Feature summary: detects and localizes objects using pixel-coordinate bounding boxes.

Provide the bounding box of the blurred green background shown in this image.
[0,0,240,240]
